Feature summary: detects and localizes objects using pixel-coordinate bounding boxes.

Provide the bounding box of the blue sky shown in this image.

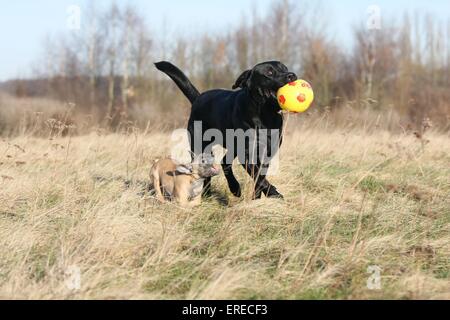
[0,0,449,81]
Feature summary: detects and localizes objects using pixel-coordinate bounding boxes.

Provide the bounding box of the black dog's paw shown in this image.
[265,187,284,199]
[268,192,284,199]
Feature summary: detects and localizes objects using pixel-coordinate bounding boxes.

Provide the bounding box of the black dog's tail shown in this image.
[154,61,200,104]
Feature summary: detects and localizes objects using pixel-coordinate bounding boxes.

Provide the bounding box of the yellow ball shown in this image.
[277,79,314,113]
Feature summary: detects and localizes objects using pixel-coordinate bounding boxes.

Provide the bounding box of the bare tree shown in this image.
[86,2,101,113]
[101,3,121,123]
[26,1,450,131]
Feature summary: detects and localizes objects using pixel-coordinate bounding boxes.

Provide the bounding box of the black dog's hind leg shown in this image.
[221,151,241,197]
[187,120,212,197]
[241,162,283,199]
[202,177,212,197]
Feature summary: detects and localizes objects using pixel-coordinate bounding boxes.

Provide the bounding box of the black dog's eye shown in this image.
[266,69,274,76]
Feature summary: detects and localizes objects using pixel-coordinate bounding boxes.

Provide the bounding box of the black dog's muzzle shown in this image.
[285,72,297,83]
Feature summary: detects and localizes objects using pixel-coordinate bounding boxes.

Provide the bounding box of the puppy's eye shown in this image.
[266,69,274,76]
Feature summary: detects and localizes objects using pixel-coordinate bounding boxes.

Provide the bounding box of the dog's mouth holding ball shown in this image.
[264,74,298,101]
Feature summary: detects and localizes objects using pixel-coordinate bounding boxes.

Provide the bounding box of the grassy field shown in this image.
[0,125,449,299]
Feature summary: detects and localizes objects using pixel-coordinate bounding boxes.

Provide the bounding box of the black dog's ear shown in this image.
[232,70,252,89]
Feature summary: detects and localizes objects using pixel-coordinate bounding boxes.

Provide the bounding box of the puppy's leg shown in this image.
[174,185,191,208]
[188,194,202,208]
[222,155,241,197]
[151,169,165,203]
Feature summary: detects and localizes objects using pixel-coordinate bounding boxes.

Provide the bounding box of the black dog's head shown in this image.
[232,61,297,101]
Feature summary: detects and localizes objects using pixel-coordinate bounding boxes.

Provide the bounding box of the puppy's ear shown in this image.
[175,164,193,175]
[232,70,252,89]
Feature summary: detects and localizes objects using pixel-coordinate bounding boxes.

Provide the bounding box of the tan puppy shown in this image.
[150,153,220,207]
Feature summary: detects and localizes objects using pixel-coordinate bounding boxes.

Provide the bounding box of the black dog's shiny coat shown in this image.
[155,61,297,199]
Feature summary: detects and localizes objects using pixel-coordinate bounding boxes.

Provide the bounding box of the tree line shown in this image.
[9,0,450,131]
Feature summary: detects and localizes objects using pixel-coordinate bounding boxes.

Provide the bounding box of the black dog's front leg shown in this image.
[222,164,241,197]
[202,177,212,197]
[188,120,214,198]
[241,162,283,199]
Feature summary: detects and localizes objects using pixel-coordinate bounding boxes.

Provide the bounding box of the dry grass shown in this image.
[0,124,449,299]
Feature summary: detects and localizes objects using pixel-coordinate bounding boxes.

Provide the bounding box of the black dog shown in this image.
[155,61,297,199]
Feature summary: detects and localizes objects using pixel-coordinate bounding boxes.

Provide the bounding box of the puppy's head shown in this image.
[232,61,297,101]
[176,153,220,178]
